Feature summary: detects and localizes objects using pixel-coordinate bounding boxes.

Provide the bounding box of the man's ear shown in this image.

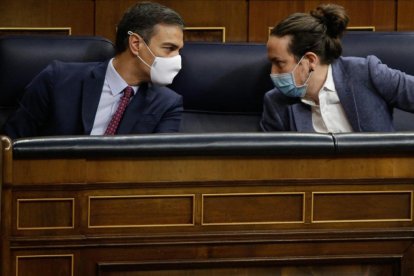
[304,52,319,71]
[128,33,142,56]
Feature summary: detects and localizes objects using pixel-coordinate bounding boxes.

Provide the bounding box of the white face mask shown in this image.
[128,31,182,86]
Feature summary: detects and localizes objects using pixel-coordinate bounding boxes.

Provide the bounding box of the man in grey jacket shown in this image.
[261,4,414,132]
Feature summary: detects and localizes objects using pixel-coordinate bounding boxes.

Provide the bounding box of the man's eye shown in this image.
[273,61,283,67]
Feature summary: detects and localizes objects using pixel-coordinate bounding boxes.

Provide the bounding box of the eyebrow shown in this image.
[161,42,181,49]
[270,57,285,63]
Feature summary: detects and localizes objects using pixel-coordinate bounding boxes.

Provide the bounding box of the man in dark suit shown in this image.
[3,1,184,139]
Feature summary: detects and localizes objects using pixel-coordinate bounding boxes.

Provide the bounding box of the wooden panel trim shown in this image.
[0,27,72,35]
[13,156,414,184]
[202,192,305,225]
[347,26,376,31]
[96,254,402,272]
[16,198,75,230]
[269,26,376,37]
[1,136,12,185]
[184,27,226,42]
[1,136,11,151]
[311,191,413,223]
[88,194,195,228]
[16,254,74,276]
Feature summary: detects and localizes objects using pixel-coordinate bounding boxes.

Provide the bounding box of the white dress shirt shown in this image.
[90,58,138,135]
[301,65,353,133]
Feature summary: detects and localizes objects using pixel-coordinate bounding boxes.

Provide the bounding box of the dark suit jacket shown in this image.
[4,60,183,139]
[261,55,414,132]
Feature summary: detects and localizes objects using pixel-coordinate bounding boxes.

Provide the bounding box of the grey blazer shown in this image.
[260,55,414,132]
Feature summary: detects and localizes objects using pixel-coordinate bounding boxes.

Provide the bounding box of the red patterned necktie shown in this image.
[104,86,134,135]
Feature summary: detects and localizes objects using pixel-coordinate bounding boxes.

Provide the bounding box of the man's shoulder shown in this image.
[264,87,280,98]
[335,55,383,69]
[264,87,298,105]
[49,59,108,72]
[42,60,109,82]
[333,56,387,81]
[147,85,182,99]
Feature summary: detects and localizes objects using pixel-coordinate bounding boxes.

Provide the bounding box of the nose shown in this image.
[271,64,279,75]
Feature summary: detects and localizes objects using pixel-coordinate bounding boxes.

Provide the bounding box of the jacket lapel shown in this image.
[292,103,314,132]
[332,59,362,131]
[81,62,108,134]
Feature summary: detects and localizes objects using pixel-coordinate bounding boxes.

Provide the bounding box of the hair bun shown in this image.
[310,4,349,38]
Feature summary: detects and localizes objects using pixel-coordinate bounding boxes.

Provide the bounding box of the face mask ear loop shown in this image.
[292,55,312,87]
[303,70,313,86]
[140,39,156,59]
[292,55,305,73]
[128,31,155,68]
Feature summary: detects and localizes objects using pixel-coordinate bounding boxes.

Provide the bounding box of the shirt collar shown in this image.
[301,64,334,106]
[106,58,138,96]
[324,64,335,92]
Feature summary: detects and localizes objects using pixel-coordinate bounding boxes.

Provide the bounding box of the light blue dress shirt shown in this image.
[91,58,138,135]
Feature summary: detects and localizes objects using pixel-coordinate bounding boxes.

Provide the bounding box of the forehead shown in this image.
[149,24,184,47]
[267,35,292,59]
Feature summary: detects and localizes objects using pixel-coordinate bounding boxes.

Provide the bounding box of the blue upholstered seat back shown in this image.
[169,42,272,132]
[1,33,414,133]
[0,35,115,127]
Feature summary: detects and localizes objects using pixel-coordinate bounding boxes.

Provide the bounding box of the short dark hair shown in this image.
[270,4,349,64]
[115,1,184,54]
